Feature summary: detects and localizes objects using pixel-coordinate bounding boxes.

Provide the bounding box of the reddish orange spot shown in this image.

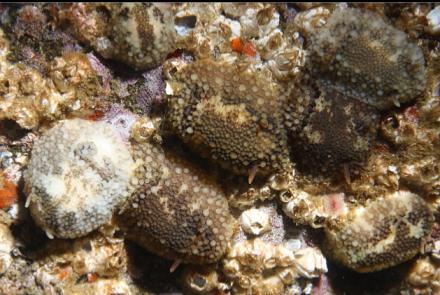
[243,42,257,57]
[57,266,71,281]
[88,110,105,121]
[167,49,184,59]
[0,174,18,209]
[231,37,244,53]
[87,273,98,283]
[323,193,345,217]
[404,106,419,123]
[373,143,389,153]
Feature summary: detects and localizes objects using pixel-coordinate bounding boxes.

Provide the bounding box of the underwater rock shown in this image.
[0,30,102,130]
[24,119,135,239]
[324,191,433,273]
[306,7,426,110]
[117,141,235,264]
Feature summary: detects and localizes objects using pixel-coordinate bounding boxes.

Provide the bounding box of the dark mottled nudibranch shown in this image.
[306,7,426,110]
[164,59,294,180]
[117,141,235,264]
[290,88,379,173]
[323,191,433,273]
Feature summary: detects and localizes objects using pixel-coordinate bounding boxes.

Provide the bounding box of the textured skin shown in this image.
[306,8,426,110]
[290,88,379,173]
[24,119,135,239]
[324,191,433,273]
[164,59,293,178]
[117,142,235,264]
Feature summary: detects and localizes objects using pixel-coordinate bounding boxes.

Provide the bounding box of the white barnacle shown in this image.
[240,208,271,236]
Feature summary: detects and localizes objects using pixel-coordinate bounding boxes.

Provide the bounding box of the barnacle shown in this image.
[223,238,327,294]
[117,141,235,264]
[306,7,426,110]
[240,208,271,236]
[24,119,135,239]
[0,33,101,130]
[290,88,379,174]
[59,3,176,70]
[324,191,433,273]
[164,58,292,180]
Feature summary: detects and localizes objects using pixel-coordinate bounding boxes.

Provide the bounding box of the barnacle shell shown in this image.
[426,6,440,35]
[0,223,13,275]
[293,247,328,279]
[223,238,296,294]
[292,7,331,36]
[223,238,328,294]
[240,208,271,236]
[324,191,433,272]
[281,190,326,228]
[175,3,305,80]
[405,257,440,294]
[181,265,228,295]
[281,189,348,229]
[306,7,426,110]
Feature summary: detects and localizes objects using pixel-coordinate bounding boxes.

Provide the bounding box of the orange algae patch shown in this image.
[57,266,71,281]
[231,37,257,58]
[231,37,244,53]
[87,273,98,283]
[87,110,105,121]
[0,174,18,209]
[243,42,257,57]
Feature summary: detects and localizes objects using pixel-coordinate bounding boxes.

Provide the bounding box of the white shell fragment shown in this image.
[240,208,271,236]
[427,6,440,35]
[0,223,13,275]
[293,247,328,279]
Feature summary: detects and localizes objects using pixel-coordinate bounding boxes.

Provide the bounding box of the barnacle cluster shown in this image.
[0,29,102,129]
[404,257,440,294]
[223,238,327,294]
[306,7,426,110]
[24,119,135,239]
[117,141,235,264]
[164,58,294,179]
[58,3,177,70]
[324,191,433,273]
[175,3,305,80]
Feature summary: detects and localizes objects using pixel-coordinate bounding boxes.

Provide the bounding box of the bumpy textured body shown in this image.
[24,119,135,238]
[118,141,235,264]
